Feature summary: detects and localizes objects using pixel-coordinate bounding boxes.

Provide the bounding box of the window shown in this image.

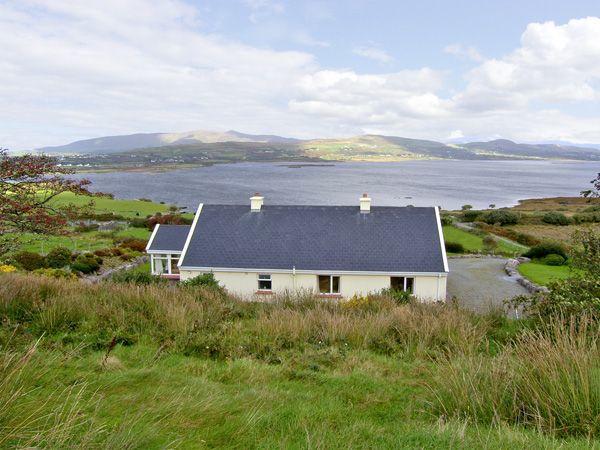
[390,277,414,293]
[318,275,340,294]
[258,274,272,291]
[151,253,180,275]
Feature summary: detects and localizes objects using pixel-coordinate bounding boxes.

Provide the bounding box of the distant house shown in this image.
[146,194,448,301]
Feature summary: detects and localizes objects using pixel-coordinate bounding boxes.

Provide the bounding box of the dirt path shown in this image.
[447,257,528,314]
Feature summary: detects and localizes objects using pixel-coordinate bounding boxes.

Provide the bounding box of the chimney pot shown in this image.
[360,194,371,213]
[250,193,264,211]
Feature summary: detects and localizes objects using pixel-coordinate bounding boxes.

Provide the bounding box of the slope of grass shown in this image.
[443,225,523,255]
[0,274,597,447]
[518,262,573,286]
[49,192,171,218]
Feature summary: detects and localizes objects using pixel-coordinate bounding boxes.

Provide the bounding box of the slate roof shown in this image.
[147,225,191,252]
[178,205,447,273]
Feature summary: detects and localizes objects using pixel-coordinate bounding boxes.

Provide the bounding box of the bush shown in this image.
[147,213,192,229]
[440,215,454,226]
[572,212,600,224]
[460,210,481,222]
[482,235,498,253]
[182,273,222,289]
[33,268,77,279]
[71,254,101,274]
[542,212,572,226]
[445,241,465,253]
[481,210,519,226]
[14,251,47,271]
[0,264,17,273]
[129,217,149,228]
[524,242,568,260]
[542,254,566,266]
[111,269,164,285]
[380,288,411,305]
[117,238,147,252]
[46,247,73,268]
[73,222,100,232]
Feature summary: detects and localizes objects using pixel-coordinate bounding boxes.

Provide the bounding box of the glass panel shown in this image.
[258,274,272,290]
[331,276,340,293]
[170,257,179,274]
[318,275,330,293]
[391,277,404,291]
[405,277,414,293]
[154,256,168,274]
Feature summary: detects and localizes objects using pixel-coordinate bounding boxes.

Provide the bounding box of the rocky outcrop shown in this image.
[504,257,549,294]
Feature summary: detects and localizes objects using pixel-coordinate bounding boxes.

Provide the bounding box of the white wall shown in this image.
[179,269,447,302]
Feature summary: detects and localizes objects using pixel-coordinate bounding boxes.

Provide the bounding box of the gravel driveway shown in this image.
[447,257,528,314]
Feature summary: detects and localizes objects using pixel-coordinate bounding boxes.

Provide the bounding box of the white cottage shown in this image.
[146,194,448,301]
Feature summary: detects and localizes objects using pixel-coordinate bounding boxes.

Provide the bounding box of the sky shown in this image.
[1,0,600,150]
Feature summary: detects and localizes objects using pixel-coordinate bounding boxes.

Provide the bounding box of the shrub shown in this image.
[129,217,149,228]
[73,222,100,232]
[572,212,600,224]
[111,269,164,285]
[542,212,571,226]
[14,251,46,271]
[380,288,411,305]
[0,264,16,273]
[93,248,112,257]
[147,214,192,229]
[183,273,222,290]
[46,247,72,268]
[71,254,101,274]
[33,268,77,279]
[524,242,568,260]
[440,215,454,226]
[445,241,465,253]
[117,238,147,252]
[542,254,566,266]
[460,210,481,222]
[583,204,600,213]
[481,210,519,226]
[482,235,498,253]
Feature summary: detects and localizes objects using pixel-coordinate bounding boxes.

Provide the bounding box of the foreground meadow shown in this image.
[1,274,598,448]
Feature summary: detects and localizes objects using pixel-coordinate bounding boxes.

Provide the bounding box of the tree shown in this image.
[482,235,498,253]
[488,204,496,209]
[0,149,98,236]
[581,172,600,198]
[461,204,473,211]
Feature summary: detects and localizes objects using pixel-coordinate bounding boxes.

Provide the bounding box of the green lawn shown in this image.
[49,192,172,218]
[443,225,523,255]
[518,262,572,286]
[9,227,151,254]
[8,341,588,449]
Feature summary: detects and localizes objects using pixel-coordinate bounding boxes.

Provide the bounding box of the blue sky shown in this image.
[1,0,600,149]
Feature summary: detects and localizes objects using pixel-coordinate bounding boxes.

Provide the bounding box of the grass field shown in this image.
[49,192,173,218]
[443,225,524,255]
[1,274,598,448]
[9,228,151,254]
[518,262,573,286]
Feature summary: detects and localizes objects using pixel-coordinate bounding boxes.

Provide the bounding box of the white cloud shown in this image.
[243,0,284,23]
[353,45,394,63]
[444,44,483,62]
[1,4,600,149]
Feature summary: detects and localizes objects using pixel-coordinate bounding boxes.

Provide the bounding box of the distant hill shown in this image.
[38,130,600,161]
[38,129,300,154]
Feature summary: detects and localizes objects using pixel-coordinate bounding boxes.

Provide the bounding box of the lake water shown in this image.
[79,160,597,210]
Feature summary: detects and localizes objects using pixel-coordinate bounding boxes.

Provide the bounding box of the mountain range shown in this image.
[38,129,600,161]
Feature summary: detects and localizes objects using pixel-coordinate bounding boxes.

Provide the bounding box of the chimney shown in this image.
[250,193,264,211]
[360,193,371,213]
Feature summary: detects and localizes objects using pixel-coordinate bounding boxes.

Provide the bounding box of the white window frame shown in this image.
[150,253,180,275]
[318,275,340,295]
[257,274,272,291]
[391,276,414,292]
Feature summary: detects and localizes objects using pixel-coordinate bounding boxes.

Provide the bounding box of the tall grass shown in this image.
[1,273,598,440]
[427,315,600,438]
[0,274,490,360]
